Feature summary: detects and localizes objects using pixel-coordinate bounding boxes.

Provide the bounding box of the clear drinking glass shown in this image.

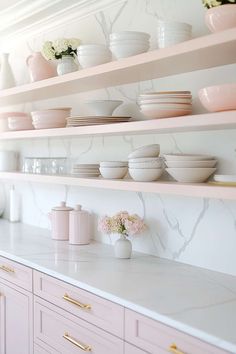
[22,157,34,173]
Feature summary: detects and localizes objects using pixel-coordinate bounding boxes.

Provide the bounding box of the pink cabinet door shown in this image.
[0,256,32,291]
[34,343,58,354]
[125,342,150,354]
[34,296,124,354]
[0,279,33,354]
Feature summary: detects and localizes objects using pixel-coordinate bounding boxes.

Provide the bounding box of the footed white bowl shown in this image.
[166,167,216,183]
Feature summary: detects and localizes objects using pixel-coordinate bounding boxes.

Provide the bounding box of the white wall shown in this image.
[1,0,236,276]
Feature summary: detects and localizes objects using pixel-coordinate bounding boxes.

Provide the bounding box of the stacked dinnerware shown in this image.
[66,115,130,127]
[85,100,123,116]
[157,20,192,48]
[77,44,111,69]
[138,91,192,119]
[31,107,71,129]
[8,114,33,131]
[99,161,128,179]
[109,31,150,59]
[128,144,163,182]
[72,164,100,178]
[164,154,217,183]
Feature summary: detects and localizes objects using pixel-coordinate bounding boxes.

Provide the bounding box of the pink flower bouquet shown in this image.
[98,211,146,237]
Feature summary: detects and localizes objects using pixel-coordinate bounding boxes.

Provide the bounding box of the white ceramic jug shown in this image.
[0,53,15,90]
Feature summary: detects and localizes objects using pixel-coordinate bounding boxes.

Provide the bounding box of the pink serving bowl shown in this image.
[198,83,236,112]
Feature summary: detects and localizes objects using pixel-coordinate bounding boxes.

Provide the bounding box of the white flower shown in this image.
[53,38,69,53]
[42,41,55,60]
[69,38,80,50]
[202,0,222,7]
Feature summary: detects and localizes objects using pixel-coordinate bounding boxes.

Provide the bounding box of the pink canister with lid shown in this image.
[69,205,90,245]
[49,201,73,240]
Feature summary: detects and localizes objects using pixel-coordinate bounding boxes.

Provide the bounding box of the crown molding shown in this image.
[0,0,127,50]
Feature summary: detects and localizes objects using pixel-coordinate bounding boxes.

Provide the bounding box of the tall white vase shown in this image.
[114,234,132,259]
[0,53,15,90]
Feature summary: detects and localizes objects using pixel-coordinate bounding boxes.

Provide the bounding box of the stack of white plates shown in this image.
[72,164,100,178]
[138,91,192,119]
[157,20,192,48]
[213,175,236,185]
[128,144,163,181]
[164,154,217,183]
[109,31,150,59]
[66,116,130,127]
[77,44,111,69]
[99,161,128,179]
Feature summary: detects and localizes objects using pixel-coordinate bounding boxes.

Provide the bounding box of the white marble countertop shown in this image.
[0,220,235,353]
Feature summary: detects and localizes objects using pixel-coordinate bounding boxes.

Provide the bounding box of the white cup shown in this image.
[0,151,18,171]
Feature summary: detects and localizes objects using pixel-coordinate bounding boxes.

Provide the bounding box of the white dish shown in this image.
[110,43,149,59]
[138,97,192,104]
[78,54,111,68]
[128,144,160,159]
[110,39,149,46]
[85,100,123,116]
[128,157,162,163]
[100,166,128,179]
[140,103,192,110]
[165,160,217,168]
[78,44,110,52]
[164,154,215,161]
[166,168,216,183]
[129,168,163,182]
[110,31,150,41]
[157,20,192,31]
[214,174,236,183]
[100,161,128,167]
[73,164,99,168]
[129,160,163,169]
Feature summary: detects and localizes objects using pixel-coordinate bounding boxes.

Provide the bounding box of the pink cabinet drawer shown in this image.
[125,342,149,354]
[34,296,124,354]
[33,271,124,337]
[0,256,32,291]
[34,343,56,354]
[125,309,230,354]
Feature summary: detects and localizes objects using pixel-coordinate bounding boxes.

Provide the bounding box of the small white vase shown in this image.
[0,53,15,89]
[114,234,132,259]
[57,56,78,76]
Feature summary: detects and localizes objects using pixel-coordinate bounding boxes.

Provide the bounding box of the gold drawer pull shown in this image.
[63,293,91,310]
[0,265,15,273]
[63,332,91,351]
[169,343,185,354]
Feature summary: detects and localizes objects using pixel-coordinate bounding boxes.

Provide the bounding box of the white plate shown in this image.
[214,174,236,183]
[166,167,216,183]
[100,161,128,167]
[73,164,99,168]
[165,160,217,168]
[164,154,215,161]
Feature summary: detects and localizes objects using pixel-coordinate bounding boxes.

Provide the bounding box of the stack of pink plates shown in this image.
[67,116,130,127]
[8,114,34,131]
[31,108,71,129]
[138,91,192,119]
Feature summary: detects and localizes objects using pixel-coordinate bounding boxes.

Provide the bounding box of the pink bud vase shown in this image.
[26,52,57,82]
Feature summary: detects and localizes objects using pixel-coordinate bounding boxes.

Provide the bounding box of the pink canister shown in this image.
[69,205,90,245]
[26,52,57,82]
[50,201,73,240]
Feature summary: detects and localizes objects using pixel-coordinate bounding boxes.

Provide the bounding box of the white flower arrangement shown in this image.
[42,38,80,60]
[202,0,236,8]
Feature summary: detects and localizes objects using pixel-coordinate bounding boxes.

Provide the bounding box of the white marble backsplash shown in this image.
[1,0,236,276]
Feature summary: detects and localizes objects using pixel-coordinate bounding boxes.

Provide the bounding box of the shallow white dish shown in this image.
[128,144,160,159]
[164,154,214,161]
[110,31,150,41]
[138,97,192,104]
[165,160,217,168]
[110,43,149,59]
[129,168,163,182]
[100,161,128,167]
[78,54,111,68]
[166,167,216,183]
[214,174,236,183]
[85,100,123,116]
[100,166,128,179]
[128,157,162,163]
[129,160,162,169]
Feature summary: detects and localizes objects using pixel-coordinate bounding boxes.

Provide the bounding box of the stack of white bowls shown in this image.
[138,91,192,119]
[128,144,163,182]
[164,154,217,183]
[77,44,111,69]
[157,20,192,48]
[109,31,150,59]
[72,164,100,178]
[99,161,128,179]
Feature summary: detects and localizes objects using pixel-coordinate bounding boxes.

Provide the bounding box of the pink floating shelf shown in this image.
[0,28,236,106]
[0,111,236,140]
[0,172,235,200]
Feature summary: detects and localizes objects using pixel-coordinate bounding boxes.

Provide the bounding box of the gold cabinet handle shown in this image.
[63,332,91,351]
[169,344,185,354]
[63,293,91,310]
[0,265,15,273]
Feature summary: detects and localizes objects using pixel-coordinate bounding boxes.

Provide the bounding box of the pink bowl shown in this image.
[198,83,236,112]
[205,4,236,33]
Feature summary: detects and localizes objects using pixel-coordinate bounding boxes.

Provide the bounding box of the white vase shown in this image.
[0,183,5,217]
[114,234,132,259]
[0,53,15,89]
[57,56,78,76]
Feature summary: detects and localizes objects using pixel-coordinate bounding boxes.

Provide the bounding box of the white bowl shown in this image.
[85,100,123,116]
[100,161,128,167]
[110,31,150,41]
[128,144,160,159]
[78,54,111,68]
[110,43,149,59]
[129,168,163,182]
[157,21,192,31]
[164,154,215,161]
[140,103,191,110]
[166,168,216,183]
[129,160,163,169]
[100,166,128,179]
[214,174,236,183]
[31,109,71,122]
[110,38,149,45]
[165,160,217,168]
[138,97,192,104]
[78,44,110,53]
[129,157,162,163]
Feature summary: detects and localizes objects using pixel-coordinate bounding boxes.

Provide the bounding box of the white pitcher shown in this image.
[0,53,15,90]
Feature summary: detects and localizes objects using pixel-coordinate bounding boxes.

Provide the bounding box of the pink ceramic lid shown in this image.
[52,201,73,211]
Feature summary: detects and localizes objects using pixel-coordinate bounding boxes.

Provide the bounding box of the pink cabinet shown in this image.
[0,278,33,354]
[34,343,58,354]
[125,342,149,354]
[125,309,230,354]
[34,296,124,354]
[0,256,32,292]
